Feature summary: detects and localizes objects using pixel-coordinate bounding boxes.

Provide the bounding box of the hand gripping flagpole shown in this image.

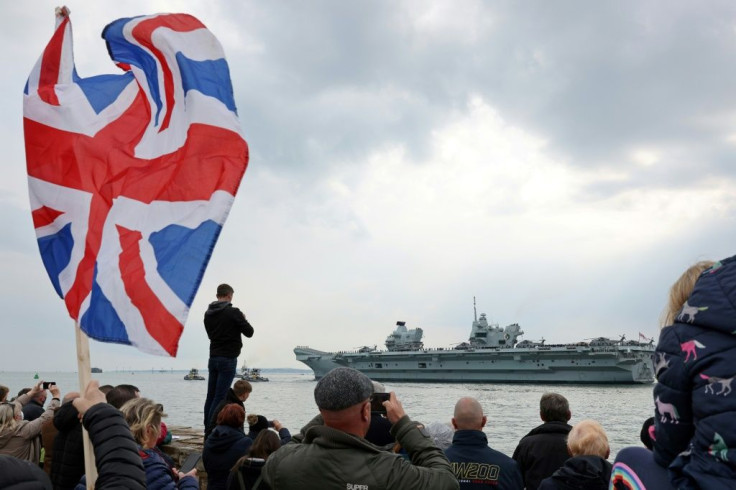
[75,322,97,488]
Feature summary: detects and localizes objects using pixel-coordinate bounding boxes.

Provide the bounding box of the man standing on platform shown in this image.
[203,283,254,431]
[512,393,572,490]
[445,397,523,489]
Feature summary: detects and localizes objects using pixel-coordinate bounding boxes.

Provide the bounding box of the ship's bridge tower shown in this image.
[385,321,424,351]
[469,313,524,348]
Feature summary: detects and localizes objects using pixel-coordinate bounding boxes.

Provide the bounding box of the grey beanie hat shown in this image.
[314,367,374,411]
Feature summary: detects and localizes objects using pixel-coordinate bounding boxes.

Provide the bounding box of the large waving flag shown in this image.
[23,8,248,356]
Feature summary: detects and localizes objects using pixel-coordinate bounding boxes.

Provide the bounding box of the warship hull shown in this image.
[294,345,655,384]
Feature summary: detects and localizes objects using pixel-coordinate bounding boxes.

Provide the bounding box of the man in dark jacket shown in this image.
[22,390,47,422]
[50,396,85,489]
[263,367,459,490]
[205,379,252,441]
[538,420,611,490]
[444,397,523,489]
[512,393,572,490]
[203,283,254,428]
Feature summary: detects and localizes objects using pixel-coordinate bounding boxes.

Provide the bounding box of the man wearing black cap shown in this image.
[263,367,459,490]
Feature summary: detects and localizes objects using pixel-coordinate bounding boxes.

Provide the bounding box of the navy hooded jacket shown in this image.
[653,255,736,488]
[203,425,253,490]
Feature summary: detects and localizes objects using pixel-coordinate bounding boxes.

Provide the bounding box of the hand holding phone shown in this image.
[42,381,56,390]
[179,451,201,474]
[371,392,391,414]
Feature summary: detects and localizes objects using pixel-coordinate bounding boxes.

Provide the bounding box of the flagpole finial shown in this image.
[55,6,71,18]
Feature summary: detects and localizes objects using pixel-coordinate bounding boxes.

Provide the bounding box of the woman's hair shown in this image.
[120,397,165,446]
[0,385,8,402]
[216,403,245,428]
[662,260,715,327]
[567,419,609,458]
[249,429,281,459]
[0,402,19,431]
[231,429,281,472]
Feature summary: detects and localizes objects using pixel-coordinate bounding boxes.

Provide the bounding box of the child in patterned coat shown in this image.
[612,257,736,489]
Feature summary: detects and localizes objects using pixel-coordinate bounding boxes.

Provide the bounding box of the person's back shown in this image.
[203,404,253,490]
[263,367,458,490]
[538,420,611,490]
[444,397,523,490]
[512,393,572,490]
[227,430,281,490]
[203,284,254,359]
[50,400,85,490]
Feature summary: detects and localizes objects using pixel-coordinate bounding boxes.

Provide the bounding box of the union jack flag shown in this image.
[23,8,248,356]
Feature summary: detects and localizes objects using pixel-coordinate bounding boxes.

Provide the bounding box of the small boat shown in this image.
[91,367,103,373]
[236,364,269,382]
[183,368,205,380]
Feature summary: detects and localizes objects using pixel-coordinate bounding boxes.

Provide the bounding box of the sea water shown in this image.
[0,371,654,458]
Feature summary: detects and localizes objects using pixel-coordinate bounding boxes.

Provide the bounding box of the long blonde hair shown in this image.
[120,397,165,446]
[0,402,19,432]
[661,260,715,327]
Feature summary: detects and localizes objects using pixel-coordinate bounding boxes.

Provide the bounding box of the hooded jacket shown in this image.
[537,456,611,490]
[204,301,254,358]
[51,401,85,490]
[653,255,736,489]
[226,458,266,490]
[263,415,459,490]
[444,430,523,489]
[203,425,253,490]
[512,421,572,490]
[0,393,60,463]
[205,388,244,441]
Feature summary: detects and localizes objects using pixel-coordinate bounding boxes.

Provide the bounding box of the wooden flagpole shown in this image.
[75,322,98,489]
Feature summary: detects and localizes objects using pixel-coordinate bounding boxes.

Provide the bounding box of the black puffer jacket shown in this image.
[51,402,85,490]
[82,402,146,490]
[204,301,254,358]
[0,454,52,489]
[512,421,572,490]
[537,456,611,490]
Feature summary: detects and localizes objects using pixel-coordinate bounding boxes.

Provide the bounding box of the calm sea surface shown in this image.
[0,371,654,458]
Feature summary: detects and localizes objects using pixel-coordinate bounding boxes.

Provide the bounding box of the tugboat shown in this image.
[183,368,205,380]
[235,364,269,382]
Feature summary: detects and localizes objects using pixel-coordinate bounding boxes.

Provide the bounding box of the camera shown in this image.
[370,392,390,413]
[42,382,55,390]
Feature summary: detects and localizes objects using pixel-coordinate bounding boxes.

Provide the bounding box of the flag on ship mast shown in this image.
[24,7,249,356]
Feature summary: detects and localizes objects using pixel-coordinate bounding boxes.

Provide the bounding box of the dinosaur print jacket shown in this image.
[653,255,736,489]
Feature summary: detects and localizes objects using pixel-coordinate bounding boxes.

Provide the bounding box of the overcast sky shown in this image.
[2,1,735,373]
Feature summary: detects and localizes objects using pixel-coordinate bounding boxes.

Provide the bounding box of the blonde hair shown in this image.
[120,397,166,446]
[0,402,19,431]
[661,260,715,327]
[567,420,609,458]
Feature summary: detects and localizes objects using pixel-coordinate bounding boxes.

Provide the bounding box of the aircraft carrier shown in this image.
[294,308,655,384]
